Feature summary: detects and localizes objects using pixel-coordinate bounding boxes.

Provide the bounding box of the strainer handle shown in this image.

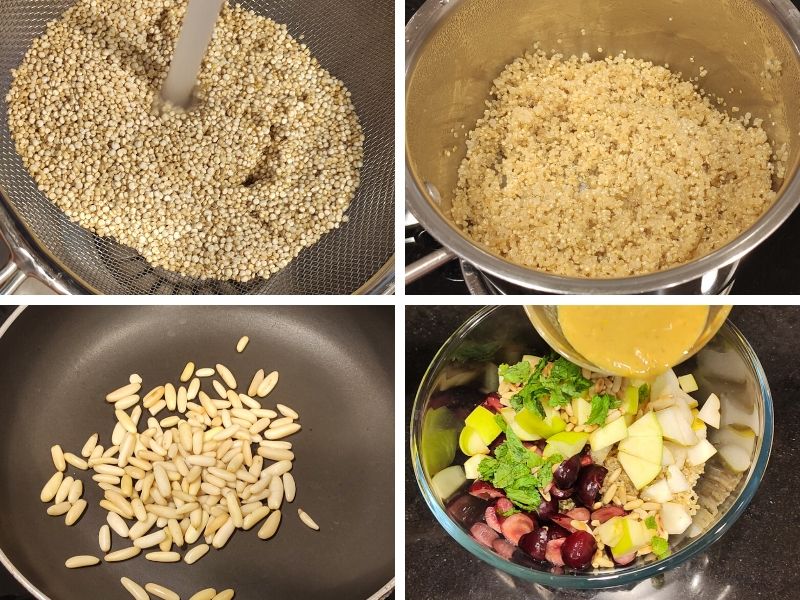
[405,248,456,284]
[0,261,26,294]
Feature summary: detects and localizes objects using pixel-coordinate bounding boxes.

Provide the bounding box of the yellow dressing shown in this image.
[557,306,710,378]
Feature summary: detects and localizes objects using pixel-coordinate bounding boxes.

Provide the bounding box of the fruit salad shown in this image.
[430,353,751,572]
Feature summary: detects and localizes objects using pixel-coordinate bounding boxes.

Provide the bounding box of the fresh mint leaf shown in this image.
[508,355,590,415]
[586,393,621,426]
[477,455,498,480]
[475,421,554,511]
[645,516,657,530]
[498,361,531,384]
[651,536,670,559]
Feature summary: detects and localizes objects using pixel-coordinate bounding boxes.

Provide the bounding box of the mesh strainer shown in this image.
[0,0,394,295]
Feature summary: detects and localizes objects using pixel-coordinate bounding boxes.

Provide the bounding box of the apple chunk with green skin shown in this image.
[464,406,502,445]
[515,404,566,439]
[621,385,640,415]
[618,451,662,489]
[463,454,489,479]
[595,517,625,547]
[431,465,466,501]
[543,431,589,459]
[589,416,628,451]
[611,517,652,558]
[499,407,542,441]
[618,412,663,464]
[572,397,592,426]
[459,426,489,456]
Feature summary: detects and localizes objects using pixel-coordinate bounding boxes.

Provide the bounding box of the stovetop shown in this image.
[405,0,800,296]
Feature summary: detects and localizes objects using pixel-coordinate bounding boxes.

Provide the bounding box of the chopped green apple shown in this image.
[665,464,689,493]
[618,451,662,489]
[717,444,751,472]
[664,442,688,469]
[697,393,721,429]
[618,434,662,465]
[660,502,692,535]
[621,385,640,415]
[543,431,589,459]
[515,404,566,439]
[464,454,489,479]
[677,373,698,393]
[711,426,756,456]
[641,478,673,503]
[686,438,717,466]
[464,406,502,445]
[595,517,625,547]
[591,445,612,464]
[431,465,466,500]
[421,407,459,477]
[572,396,592,426]
[627,411,662,438]
[611,517,651,558]
[655,406,697,446]
[589,416,628,451]
[459,426,489,456]
[499,407,542,442]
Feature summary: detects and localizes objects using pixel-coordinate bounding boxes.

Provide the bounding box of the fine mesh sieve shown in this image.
[0,0,394,295]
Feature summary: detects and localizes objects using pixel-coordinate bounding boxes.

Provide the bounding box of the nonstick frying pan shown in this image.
[0,305,394,599]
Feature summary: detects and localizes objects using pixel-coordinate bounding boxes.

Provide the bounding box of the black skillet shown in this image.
[0,306,394,599]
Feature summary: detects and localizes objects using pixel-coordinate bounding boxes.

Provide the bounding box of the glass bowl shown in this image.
[409,306,773,589]
[524,305,732,375]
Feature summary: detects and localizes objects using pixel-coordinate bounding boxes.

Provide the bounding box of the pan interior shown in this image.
[0,306,394,599]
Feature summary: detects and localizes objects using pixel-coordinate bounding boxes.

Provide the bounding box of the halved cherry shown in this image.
[485,506,502,534]
[549,513,578,532]
[481,393,504,413]
[590,506,627,523]
[545,538,566,566]
[492,538,517,559]
[500,513,535,545]
[470,522,499,548]
[468,480,504,500]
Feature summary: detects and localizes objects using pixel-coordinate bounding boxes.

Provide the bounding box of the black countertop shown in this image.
[405,305,800,599]
[405,0,800,296]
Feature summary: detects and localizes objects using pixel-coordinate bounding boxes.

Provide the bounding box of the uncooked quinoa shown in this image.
[7,0,363,282]
[451,49,777,278]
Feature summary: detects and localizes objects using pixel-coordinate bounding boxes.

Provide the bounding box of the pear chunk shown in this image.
[589,417,628,451]
[618,451,662,489]
[697,393,721,429]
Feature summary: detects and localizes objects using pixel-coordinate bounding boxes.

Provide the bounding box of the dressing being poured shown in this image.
[557,305,711,378]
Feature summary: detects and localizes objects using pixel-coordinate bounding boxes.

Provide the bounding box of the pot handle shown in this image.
[405,248,456,284]
[0,259,27,294]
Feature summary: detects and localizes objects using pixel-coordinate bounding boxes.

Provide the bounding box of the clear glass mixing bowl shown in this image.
[409,306,772,589]
[524,305,732,375]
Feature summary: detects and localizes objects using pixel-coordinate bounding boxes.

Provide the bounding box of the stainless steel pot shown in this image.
[406,0,800,294]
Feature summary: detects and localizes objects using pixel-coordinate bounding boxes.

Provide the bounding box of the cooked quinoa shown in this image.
[7,0,363,282]
[451,49,777,278]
